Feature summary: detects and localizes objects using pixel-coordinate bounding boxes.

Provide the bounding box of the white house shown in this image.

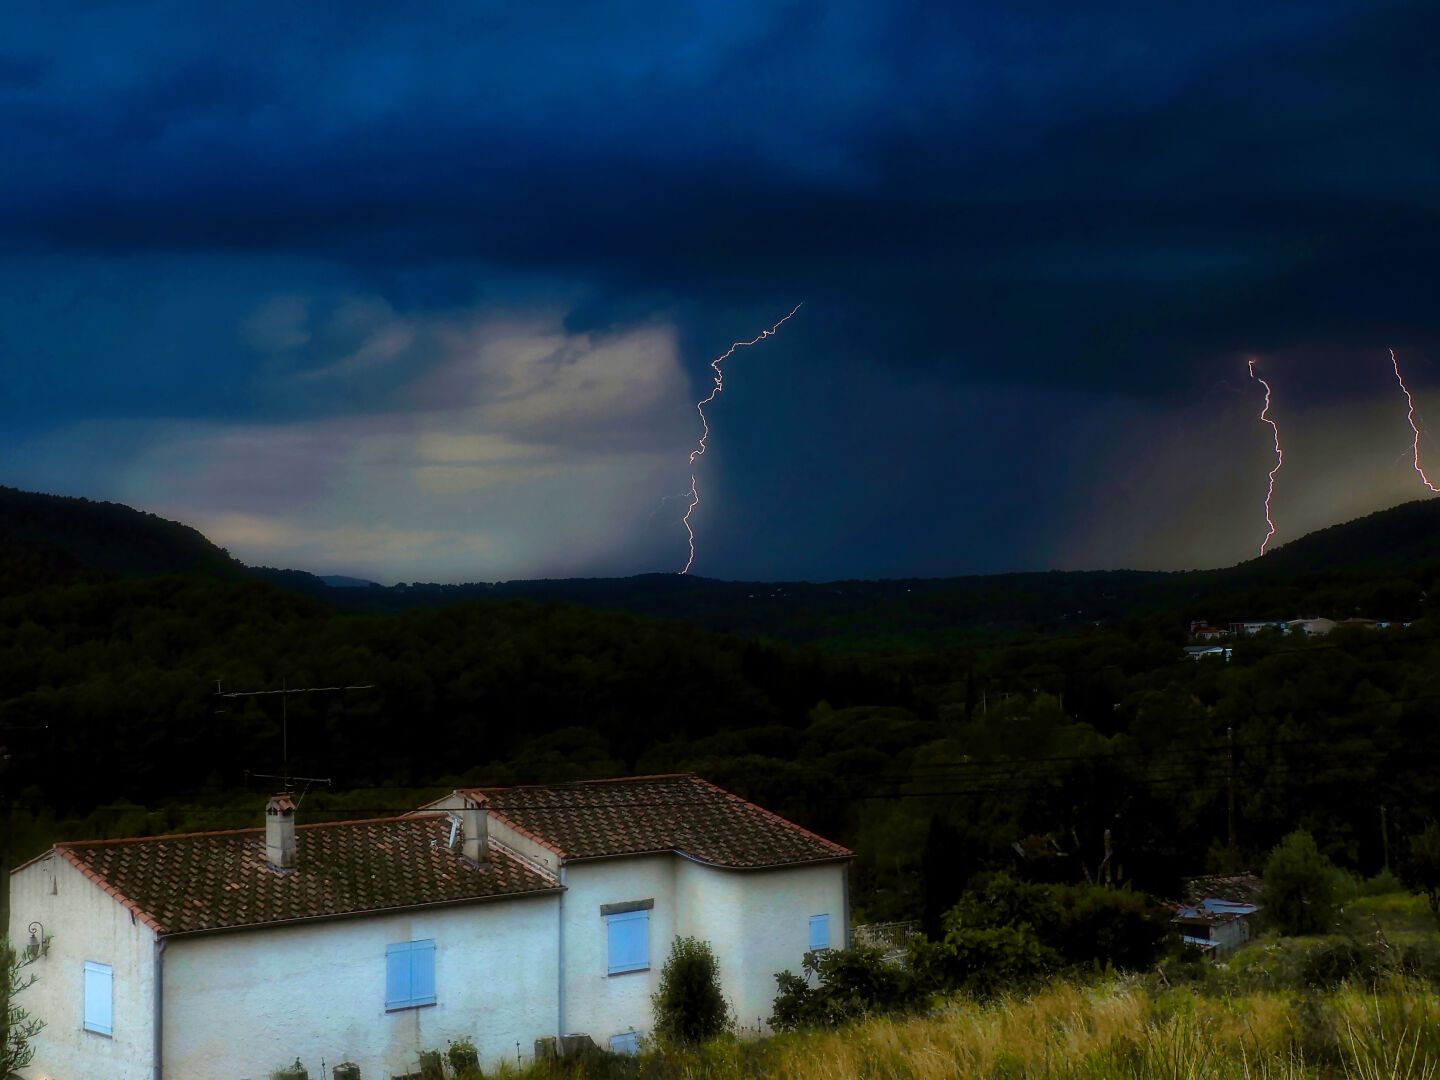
[8,774,850,1080]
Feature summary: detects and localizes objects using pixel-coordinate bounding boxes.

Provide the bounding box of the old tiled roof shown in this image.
[58,813,560,936]
[462,774,852,868]
[1182,872,1265,906]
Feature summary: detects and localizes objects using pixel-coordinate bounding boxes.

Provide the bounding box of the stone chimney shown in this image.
[460,793,489,863]
[265,794,297,870]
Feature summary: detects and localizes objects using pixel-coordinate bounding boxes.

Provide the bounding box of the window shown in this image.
[809,914,831,952]
[83,961,113,1036]
[385,939,436,1010]
[606,908,650,975]
[610,1031,641,1055]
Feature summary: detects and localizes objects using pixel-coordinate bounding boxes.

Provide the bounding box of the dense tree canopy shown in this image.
[5,491,1440,926]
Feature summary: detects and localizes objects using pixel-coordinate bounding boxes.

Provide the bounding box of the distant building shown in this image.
[1188,622,1228,641]
[1288,617,1338,637]
[1171,873,1263,959]
[1184,645,1232,662]
[1228,620,1290,637]
[8,776,850,1080]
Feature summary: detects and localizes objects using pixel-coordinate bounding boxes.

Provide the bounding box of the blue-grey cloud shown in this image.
[2,0,1437,578]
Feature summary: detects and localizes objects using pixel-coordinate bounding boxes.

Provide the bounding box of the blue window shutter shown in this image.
[386,944,412,1009]
[809,914,830,951]
[387,939,436,1009]
[411,940,436,1006]
[607,909,649,974]
[83,961,113,1035]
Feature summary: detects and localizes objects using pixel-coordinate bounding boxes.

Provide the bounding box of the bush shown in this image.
[911,925,1056,998]
[1052,882,1168,970]
[1401,821,1440,929]
[447,1037,480,1073]
[652,936,730,1045]
[918,872,1168,992]
[417,1049,444,1080]
[1263,830,1340,936]
[770,945,916,1031]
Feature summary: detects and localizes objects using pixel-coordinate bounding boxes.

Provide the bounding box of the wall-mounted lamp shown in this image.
[25,921,46,961]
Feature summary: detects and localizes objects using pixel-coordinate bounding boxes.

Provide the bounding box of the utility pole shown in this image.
[1,742,11,930]
[1381,804,1391,872]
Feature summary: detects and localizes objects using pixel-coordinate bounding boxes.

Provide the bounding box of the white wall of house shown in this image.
[675,859,848,1032]
[557,854,848,1046]
[559,855,677,1048]
[161,893,560,1080]
[8,853,159,1080]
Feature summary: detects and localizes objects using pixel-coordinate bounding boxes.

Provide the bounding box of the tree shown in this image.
[2,938,44,1075]
[652,936,730,1045]
[1262,830,1339,936]
[1400,821,1440,930]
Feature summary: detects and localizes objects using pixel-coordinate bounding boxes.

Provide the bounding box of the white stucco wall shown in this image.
[559,856,676,1048]
[162,892,559,1080]
[559,855,849,1045]
[8,853,158,1080]
[675,859,848,1032]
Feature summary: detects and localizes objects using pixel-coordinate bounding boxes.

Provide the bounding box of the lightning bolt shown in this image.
[1390,348,1440,493]
[1247,358,1283,555]
[678,303,803,575]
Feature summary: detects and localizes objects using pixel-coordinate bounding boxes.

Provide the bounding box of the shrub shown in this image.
[921,871,1167,989]
[446,1037,480,1072]
[1401,821,1440,929]
[2,939,45,1076]
[417,1049,444,1080]
[1051,882,1168,970]
[911,924,1056,998]
[770,944,915,1031]
[1263,830,1340,936]
[652,936,730,1045]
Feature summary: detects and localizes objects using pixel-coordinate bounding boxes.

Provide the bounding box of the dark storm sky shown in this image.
[3,1,1438,582]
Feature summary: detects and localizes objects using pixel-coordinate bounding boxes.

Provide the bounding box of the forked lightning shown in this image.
[678,304,803,575]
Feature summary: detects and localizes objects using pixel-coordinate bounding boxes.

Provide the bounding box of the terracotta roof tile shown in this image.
[58,813,559,936]
[464,774,851,868]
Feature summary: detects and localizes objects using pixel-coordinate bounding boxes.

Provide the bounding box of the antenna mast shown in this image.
[217,680,374,794]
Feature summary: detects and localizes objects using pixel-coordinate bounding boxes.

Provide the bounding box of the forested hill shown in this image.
[5,484,1440,923]
[263,501,1440,643]
[1221,497,1440,579]
[0,485,248,593]
[4,483,1440,644]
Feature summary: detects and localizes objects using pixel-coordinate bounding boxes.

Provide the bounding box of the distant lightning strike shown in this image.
[1390,348,1440,494]
[1247,359,1283,555]
[679,303,803,575]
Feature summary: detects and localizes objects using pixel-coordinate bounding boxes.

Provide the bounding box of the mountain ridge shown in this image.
[4,483,1438,642]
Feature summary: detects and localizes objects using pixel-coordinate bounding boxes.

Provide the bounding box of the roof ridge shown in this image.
[463,773,693,796]
[55,811,446,850]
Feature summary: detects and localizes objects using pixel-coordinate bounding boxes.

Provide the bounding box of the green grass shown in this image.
[1348,893,1437,936]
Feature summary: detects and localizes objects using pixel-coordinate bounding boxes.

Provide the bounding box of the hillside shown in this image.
[5,484,1440,926]
[0,486,248,594]
[3,484,1440,642]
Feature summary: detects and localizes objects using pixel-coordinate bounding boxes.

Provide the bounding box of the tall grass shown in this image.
[488,978,1440,1079]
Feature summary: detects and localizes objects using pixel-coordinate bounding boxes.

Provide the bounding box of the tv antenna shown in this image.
[216,678,374,796]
